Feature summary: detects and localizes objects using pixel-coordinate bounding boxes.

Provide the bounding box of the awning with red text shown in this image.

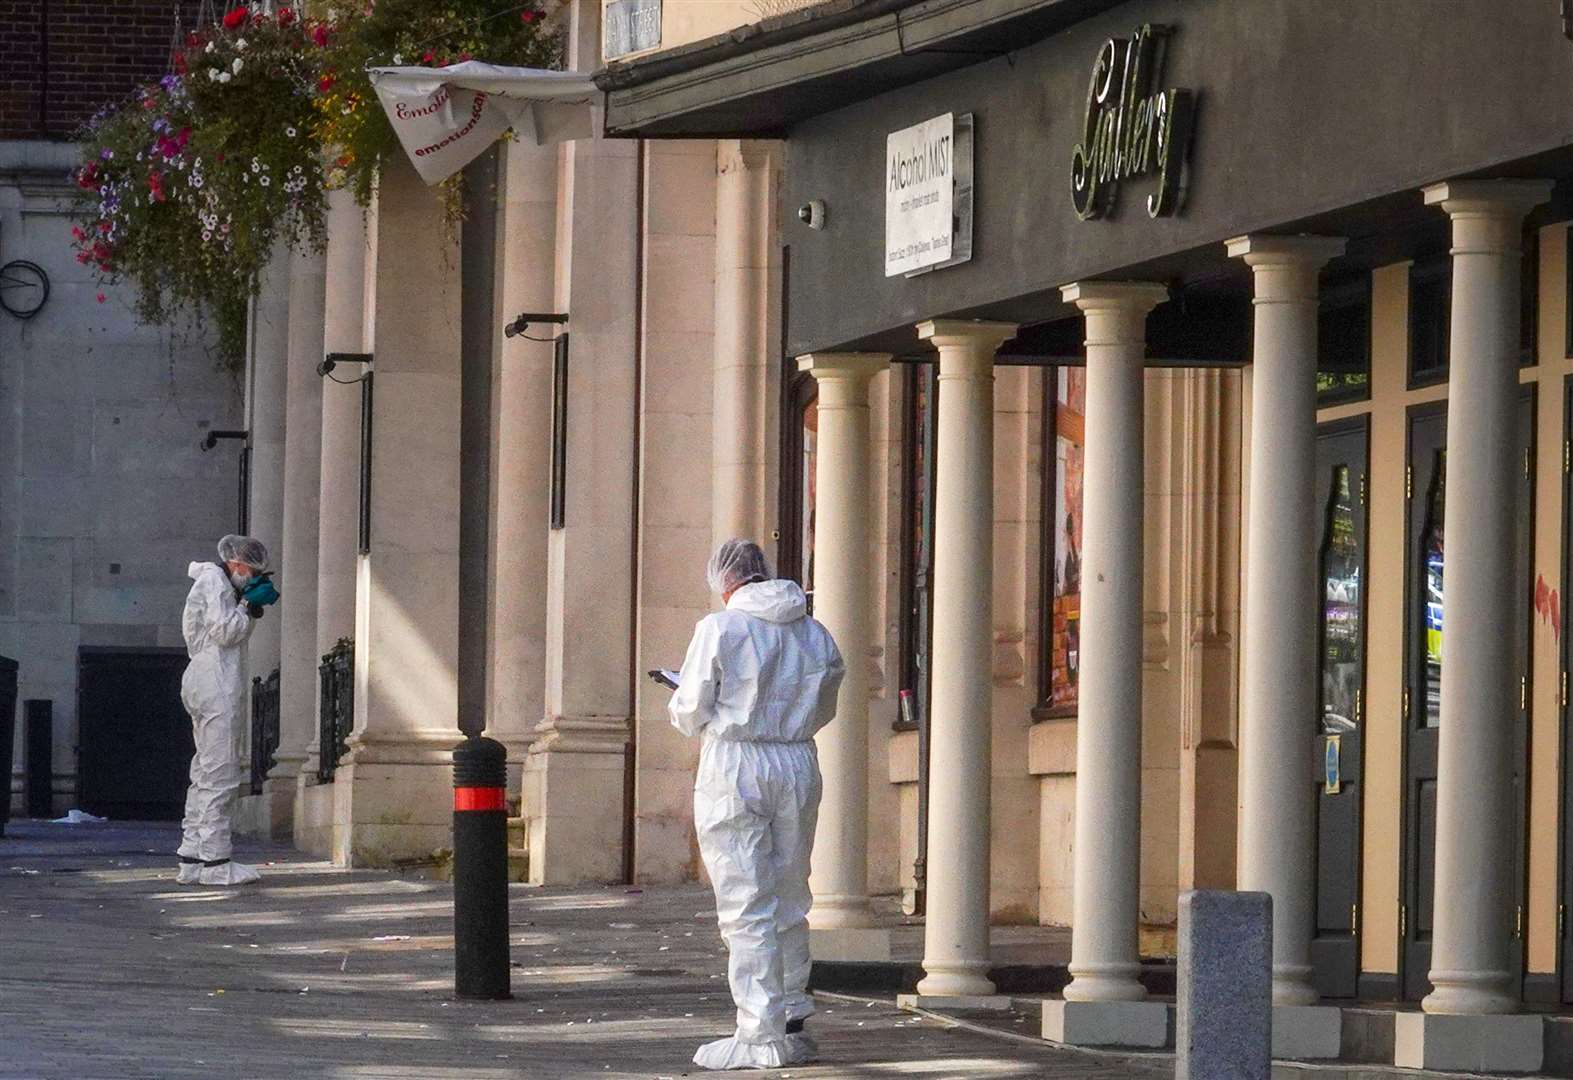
[369,62,598,184]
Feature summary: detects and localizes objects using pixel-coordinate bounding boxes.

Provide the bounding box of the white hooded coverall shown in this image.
[669,579,846,1070]
[176,561,258,885]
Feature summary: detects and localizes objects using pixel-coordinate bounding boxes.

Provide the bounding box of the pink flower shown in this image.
[96,293,106,304]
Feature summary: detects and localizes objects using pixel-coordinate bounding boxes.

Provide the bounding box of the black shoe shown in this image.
[785,1019,805,1035]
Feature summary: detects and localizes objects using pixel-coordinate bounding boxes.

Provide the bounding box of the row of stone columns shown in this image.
[798,178,1548,1067]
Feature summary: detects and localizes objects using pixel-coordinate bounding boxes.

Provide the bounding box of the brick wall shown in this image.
[0,1,205,140]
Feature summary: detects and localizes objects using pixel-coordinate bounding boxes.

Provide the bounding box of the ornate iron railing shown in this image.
[318,638,354,782]
[249,668,280,795]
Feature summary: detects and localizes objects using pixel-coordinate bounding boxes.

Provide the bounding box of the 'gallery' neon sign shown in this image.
[1070,23,1197,221]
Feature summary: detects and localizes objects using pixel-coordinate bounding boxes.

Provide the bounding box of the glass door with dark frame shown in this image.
[1401,397,1533,1002]
[1037,366,1087,718]
[1311,417,1369,999]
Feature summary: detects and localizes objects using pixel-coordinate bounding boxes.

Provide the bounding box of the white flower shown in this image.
[207,68,220,81]
[285,126,297,138]
[327,7,337,21]
[259,175,270,187]
[392,53,403,65]
[217,71,232,83]
[202,230,212,242]
[205,41,215,53]
[235,37,248,50]
[250,159,260,173]
[232,57,243,74]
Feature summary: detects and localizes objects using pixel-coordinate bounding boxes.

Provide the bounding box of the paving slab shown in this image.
[0,820,1168,1079]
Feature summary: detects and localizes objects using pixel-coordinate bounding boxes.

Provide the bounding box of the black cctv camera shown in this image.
[503,312,569,338]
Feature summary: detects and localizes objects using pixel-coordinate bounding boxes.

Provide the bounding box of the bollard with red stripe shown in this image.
[453,734,511,1000]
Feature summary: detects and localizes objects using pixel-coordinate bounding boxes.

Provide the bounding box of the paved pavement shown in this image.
[0,819,1169,1080]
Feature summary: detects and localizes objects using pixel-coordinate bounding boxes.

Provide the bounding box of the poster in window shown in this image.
[1051,369,1086,710]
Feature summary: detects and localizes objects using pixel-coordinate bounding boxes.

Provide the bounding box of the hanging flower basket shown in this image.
[70,2,562,370]
[312,0,563,209]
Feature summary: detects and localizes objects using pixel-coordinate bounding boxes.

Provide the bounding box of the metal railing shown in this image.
[318,638,354,782]
[249,668,280,795]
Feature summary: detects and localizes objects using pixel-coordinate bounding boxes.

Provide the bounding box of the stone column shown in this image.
[246,247,290,679]
[907,319,1015,1005]
[800,353,889,950]
[296,187,366,856]
[331,153,463,867]
[1229,234,1346,1061]
[488,139,557,781]
[1396,179,1552,1074]
[713,140,780,545]
[521,0,638,884]
[262,240,327,834]
[1426,179,1551,1014]
[1045,282,1169,1048]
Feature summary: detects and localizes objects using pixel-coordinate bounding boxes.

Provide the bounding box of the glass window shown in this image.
[1419,449,1445,728]
[898,364,938,732]
[1408,258,1451,388]
[1318,278,1371,404]
[1039,367,1086,715]
[1320,465,1362,731]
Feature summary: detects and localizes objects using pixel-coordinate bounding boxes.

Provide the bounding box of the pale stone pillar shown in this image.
[262,241,327,832]
[315,189,369,682]
[909,319,1015,1003]
[1423,179,1551,1016]
[521,0,638,884]
[331,153,463,867]
[1230,235,1346,1062]
[1045,282,1168,1048]
[713,140,780,544]
[246,248,290,679]
[1230,235,1345,999]
[488,140,557,780]
[296,188,366,855]
[1396,179,1552,1075]
[800,352,889,941]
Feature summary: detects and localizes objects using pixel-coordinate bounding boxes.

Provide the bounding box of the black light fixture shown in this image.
[503,312,568,339]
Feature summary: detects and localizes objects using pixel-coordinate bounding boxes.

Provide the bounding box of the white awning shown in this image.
[369,62,599,184]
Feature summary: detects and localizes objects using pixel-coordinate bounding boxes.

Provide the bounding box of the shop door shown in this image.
[1311,417,1369,999]
[1401,397,1532,1001]
[78,648,193,821]
[1559,376,1573,1003]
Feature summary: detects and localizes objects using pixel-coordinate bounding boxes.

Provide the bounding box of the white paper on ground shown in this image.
[50,809,107,824]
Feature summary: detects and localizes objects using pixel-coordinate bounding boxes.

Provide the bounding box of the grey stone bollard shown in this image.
[1177,890,1273,1080]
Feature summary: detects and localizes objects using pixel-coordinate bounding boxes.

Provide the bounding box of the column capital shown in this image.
[1225,234,1346,269]
[1060,280,1170,315]
[797,352,891,382]
[1423,178,1554,219]
[916,319,1017,352]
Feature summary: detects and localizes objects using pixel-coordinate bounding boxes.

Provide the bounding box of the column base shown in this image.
[898,992,1013,1012]
[1272,1004,1342,1061]
[331,758,454,868]
[522,723,627,886]
[233,782,292,842]
[914,962,995,999]
[294,770,335,858]
[809,926,894,962]
[1042,999,1171,1049]
[1393,1012,1542,1074]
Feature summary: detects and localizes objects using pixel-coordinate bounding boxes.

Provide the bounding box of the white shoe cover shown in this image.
[692,1033,817,1070]
[176,863,202,885]
[197,861,261,886]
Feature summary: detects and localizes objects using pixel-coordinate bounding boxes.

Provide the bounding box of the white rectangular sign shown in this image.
[885,113,955,277]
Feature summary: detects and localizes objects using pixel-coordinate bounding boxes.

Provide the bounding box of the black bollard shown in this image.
[453,735,511,1000]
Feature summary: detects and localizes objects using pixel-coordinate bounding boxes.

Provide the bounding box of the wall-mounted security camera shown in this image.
[797,199,826,230]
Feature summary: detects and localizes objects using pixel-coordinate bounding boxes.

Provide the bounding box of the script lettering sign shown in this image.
[1070,23,1196,221]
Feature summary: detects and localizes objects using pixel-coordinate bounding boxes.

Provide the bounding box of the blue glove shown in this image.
[241,574,280,608]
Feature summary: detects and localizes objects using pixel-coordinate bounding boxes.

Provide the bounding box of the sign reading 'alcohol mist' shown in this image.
[885,113,955,277]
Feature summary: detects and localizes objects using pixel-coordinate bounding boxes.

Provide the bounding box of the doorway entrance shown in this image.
[77,648,192,821]
[1311,416,1369,998]
[1400,396,1533,1001]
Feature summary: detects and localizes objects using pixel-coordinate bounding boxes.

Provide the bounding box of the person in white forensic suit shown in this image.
[175,535,273,886]
[668,539,846,1070]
